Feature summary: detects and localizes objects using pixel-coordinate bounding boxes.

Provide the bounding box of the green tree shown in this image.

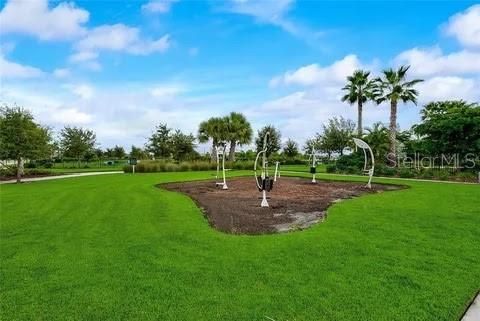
[170,130,196,161]
[113,145,126,159]
[59,126,96,167]
[321,117,356,156]
[147,123,172,159]
[0,106,52,182]
[341,70,375,136]
[198,117,229,161]
[303,134,322,156]
[129,145,148,159]
[413,100,480,158]
[374,65,423,162]
[363,122,390,160]
[255,125,281,157]
[283,138,299,158]
[225,112,253,161]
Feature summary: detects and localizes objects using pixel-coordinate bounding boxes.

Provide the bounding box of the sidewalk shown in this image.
[462,292,480,321]
[0,171,123,184]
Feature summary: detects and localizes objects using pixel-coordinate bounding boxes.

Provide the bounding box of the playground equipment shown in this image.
[254,132,273,207]
[308,148,322,183]
[274,161,280,182]
[353,138,375,189]
[215,144,228,190]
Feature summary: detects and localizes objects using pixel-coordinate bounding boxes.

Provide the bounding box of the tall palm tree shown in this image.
[341,70,375,136]
[198,117,229,161]
[374,65,423,162]
[225,112,252,161]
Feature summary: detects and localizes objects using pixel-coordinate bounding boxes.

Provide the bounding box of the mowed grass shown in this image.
[0,171,479,321]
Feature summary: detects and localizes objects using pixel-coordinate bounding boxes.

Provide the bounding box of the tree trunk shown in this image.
[357,98,363,137]
[389,99,398,165]
[229,141,236,162]
[210,142,216,162]
[16,157,23,183]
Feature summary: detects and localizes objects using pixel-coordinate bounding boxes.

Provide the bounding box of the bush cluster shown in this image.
[0,166,53,179]
[123,160,256,173]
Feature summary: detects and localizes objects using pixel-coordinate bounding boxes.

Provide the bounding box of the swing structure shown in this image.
[308,147,322,183]
[254,132,274,207]
[273,161,280,182]
[215,144,228,190]
[353,138,375,189]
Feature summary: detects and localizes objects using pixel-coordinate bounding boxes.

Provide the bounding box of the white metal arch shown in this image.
[353,138,375,189]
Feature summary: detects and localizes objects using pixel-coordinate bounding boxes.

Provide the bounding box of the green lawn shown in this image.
[1,171,479,321]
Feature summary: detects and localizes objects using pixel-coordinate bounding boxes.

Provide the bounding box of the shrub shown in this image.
[435,170,450,181]
[25,162,37,168]
[335,152,364,172]
[398,168,415,178]
[375,164,396,176]
[179,162,191,171]
[326,164,336,173]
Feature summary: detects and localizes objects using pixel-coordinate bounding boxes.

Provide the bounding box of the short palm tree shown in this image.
[225,112,252,161]
[374,65,423,162]
[363,122,390,159]
[198,117,229,161]
[341,70,375,136]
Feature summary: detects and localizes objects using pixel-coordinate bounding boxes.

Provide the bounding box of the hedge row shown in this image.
[123,160,256,173]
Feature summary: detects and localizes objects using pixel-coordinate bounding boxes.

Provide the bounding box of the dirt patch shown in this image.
[161,177,403,235]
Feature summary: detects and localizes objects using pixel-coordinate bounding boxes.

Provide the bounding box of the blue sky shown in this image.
[1,0,479,150]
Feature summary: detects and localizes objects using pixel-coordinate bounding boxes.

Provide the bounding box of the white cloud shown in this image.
[53,68,70,78]
[69,51,99,63]
[75,24,171,55]
[224,0,304,36]
[150,84,184,98]
[0,54,44,79]
[51,108,92,124]
[270,55,364,87]
[394,47,480,77]
[142,0,178,14]
[417,76,480,102]
[0,0,89,41]
[70,84,95,100]
[445,4,480,48]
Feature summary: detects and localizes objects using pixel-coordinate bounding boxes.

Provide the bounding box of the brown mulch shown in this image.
[161,176,403,235]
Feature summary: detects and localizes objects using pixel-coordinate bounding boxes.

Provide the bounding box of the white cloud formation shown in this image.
[150,84,184,98]
[445,4,480,48]
[53,68,70,78]
[75,24,171,55]
[142,0,178,14]
[224,0,304,36]
[0,54,44,79]
[0,0,89,41]
[69,51,99,63]
[417,76,480,103]
[70,84,95,100]
[394,47,480,77]
[50,108,92,124]
[270,54,364,87]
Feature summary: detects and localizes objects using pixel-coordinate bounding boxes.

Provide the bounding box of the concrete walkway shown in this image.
[462,293,480,321]
[0,171,123,184]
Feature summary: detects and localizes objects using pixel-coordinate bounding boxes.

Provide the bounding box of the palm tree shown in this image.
[198,117,229,161]
[374,65,423,162]
[225,112,252,161]
[363,122,390,159]
[341,70,375,136]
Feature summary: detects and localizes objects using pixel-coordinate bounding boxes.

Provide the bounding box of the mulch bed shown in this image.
[161,176,403,235]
